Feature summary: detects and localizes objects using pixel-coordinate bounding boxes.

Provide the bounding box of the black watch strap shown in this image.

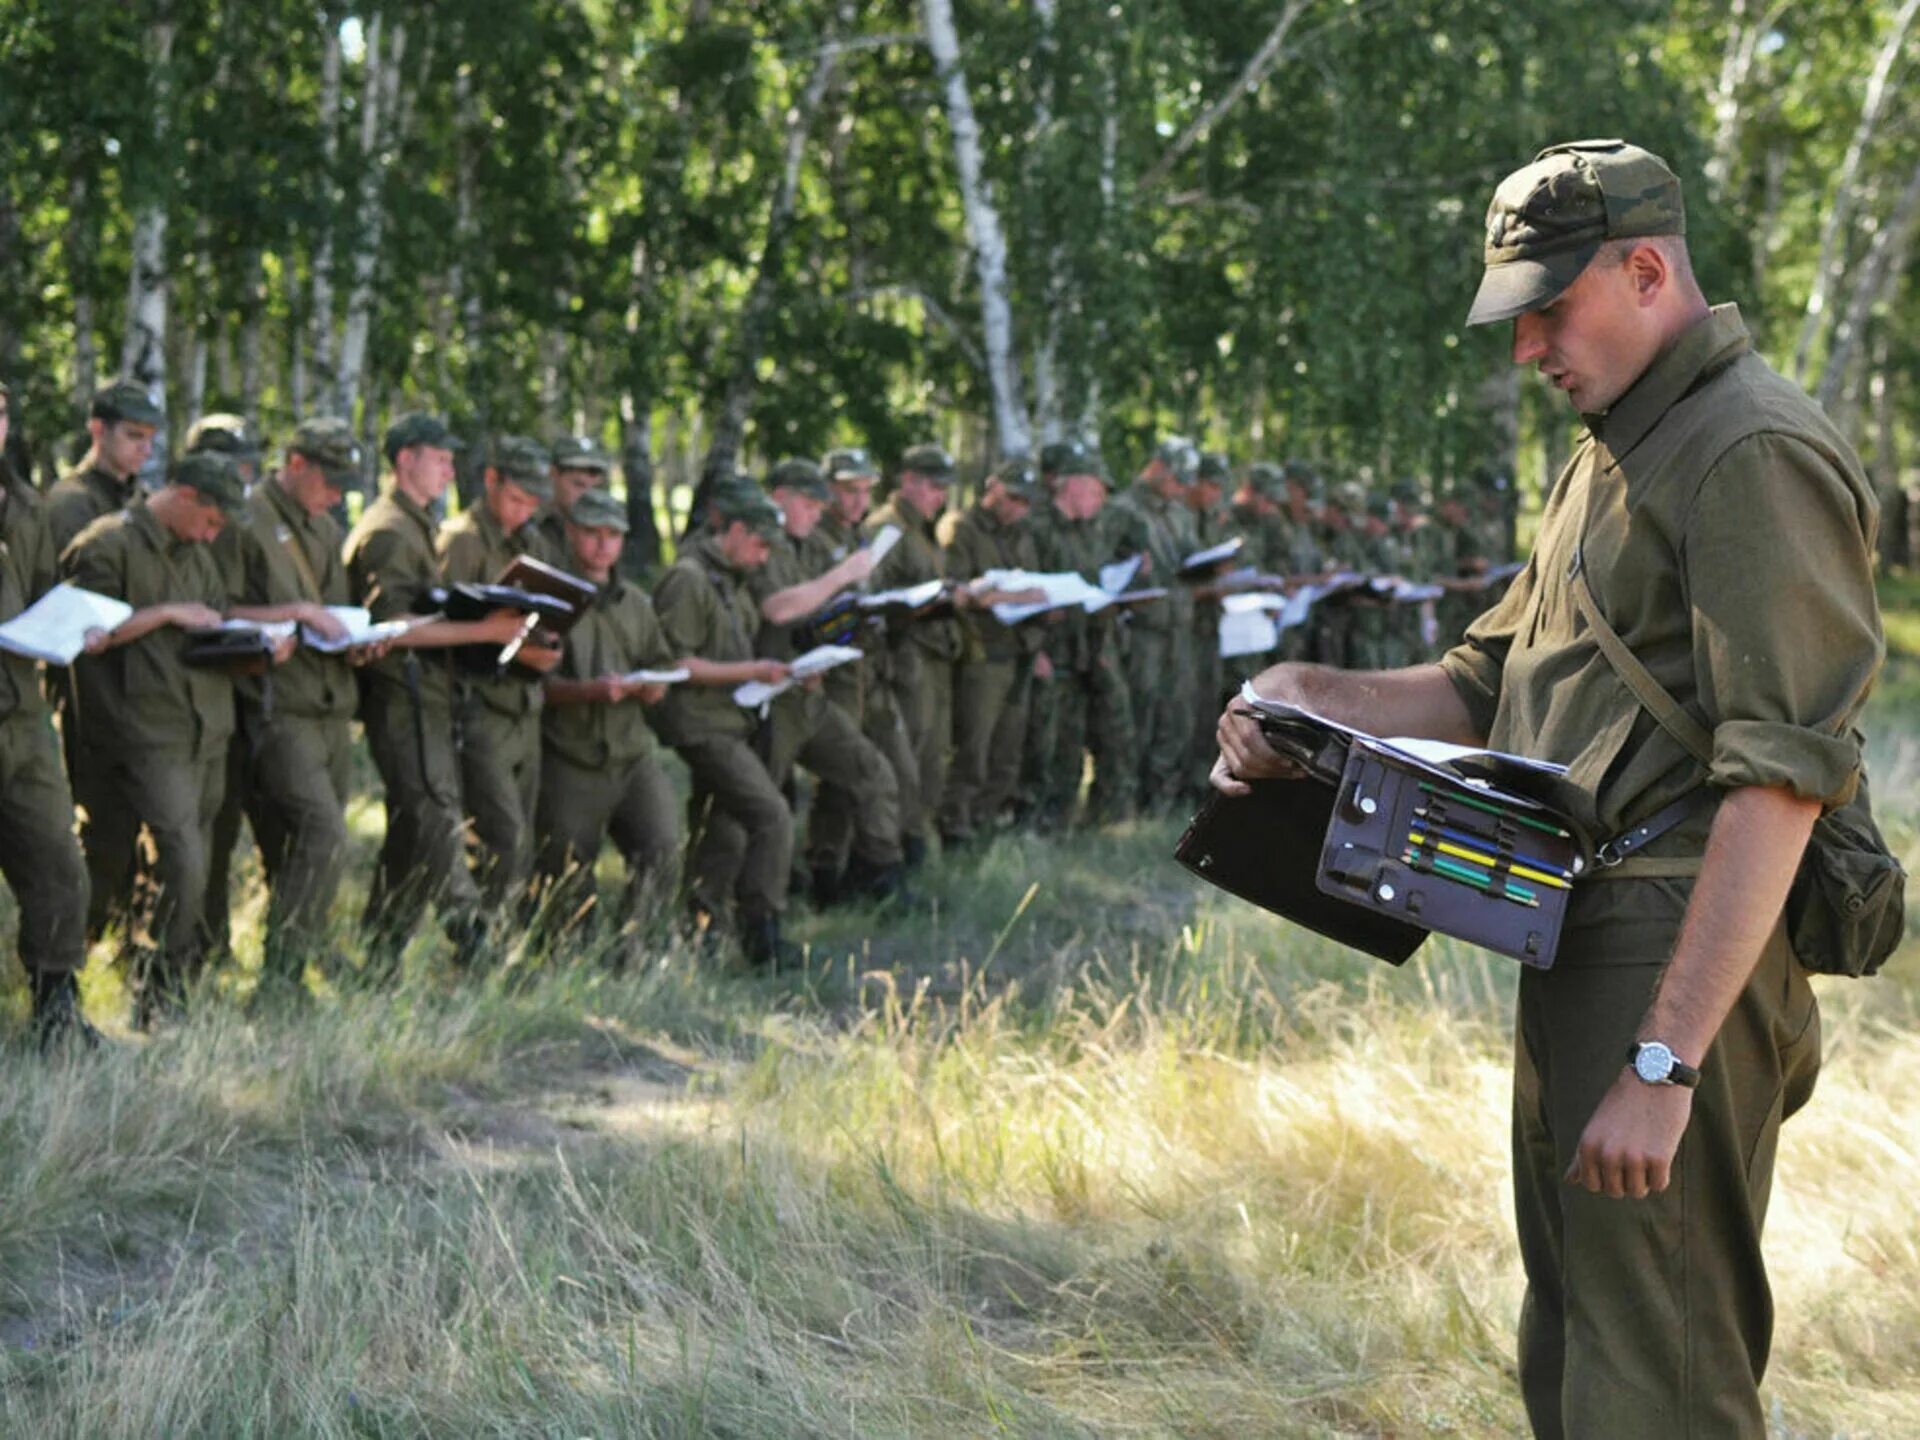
[1627,1040,1701,1088]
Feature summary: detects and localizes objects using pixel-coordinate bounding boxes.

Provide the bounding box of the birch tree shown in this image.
[308,12,343,420]
[121,3,178,405]
[921,0,1030,458]
[335,13,409,421]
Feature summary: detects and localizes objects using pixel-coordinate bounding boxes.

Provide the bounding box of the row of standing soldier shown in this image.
[0,378,1515,1045]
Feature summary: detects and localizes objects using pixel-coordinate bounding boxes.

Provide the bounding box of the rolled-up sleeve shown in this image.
[1684,432,1881,807]
[1439,556,1534,740]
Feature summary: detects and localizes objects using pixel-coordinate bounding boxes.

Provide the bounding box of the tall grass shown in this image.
[4,670,1920,1435]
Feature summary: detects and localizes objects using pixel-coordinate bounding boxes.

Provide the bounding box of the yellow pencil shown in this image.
[1406,831,1572,892]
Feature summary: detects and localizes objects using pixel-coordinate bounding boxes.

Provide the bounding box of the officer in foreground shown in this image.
[1214,140,1882,1436]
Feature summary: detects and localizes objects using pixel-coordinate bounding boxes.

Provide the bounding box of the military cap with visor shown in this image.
[487,435,554,500]
[568,486,630,533]
[171,451,248,516]
[898,443,957,483]
[1467,139,1685,327]
[289,416,368,490]
[1197,450,1233,484]
[822,447,880,483]
[383,411,466,463]
[709,475,786,538]
[185,412,263,463]
[990,459,1043,502]
[92,379,165,429]
[1245,461,1288,500]
[1040,437,1103,480]
[1152,436,1200,485]
[550,434,613,474]
[1330,480,1368,512]
[767,457,830,500]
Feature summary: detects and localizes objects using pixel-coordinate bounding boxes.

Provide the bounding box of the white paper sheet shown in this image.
[865,524,903,568]
[1099,554,1143,595]
[860,579,945,610]
[618,667,691,686]
[732,644,865,708]
[0,584,133,665]
[300,605,415,653]
[1182,536,1244,570]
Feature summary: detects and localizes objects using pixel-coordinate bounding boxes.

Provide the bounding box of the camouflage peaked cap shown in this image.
[1196,450,1233,484]
[1040,437,1103,481]
[1466,139,1684,327]
[1245,461,1287,500]
[569,486,629,533]
[186,412,262,462]
[289,416,367,489]
[92,379,164,428]
[550,434,613,473]
[709,475,785,537]
[487,435,554,500]
[1152,436,1199,485]
[170,451,247,516]
[384,412,465,463]
[1329,480,1368,513]
[899,443,957,483]
[822,447,880,483]
[767,457,830,500]
[990,458,1043,502]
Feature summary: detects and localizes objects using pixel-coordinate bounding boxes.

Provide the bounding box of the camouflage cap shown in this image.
[1329,480,1368,512]
[1151,436,1200,486]
[767,457,830,500]
[1039,437,1103,480]
[822,446,881,483]
[1365,491,1394,521]
[92,379,164,428]
[898,443,957,483]
[1390,477,1429,508]
[170,451,247,516]
[1245,461,1287,500]
[550,434,613,473]
[709,475,786,537]
[289,416,367,489]
[384,411,466,463]
[185,412,262,463]
[487,435,554,499]
[1281,459,1325,501]
[1196,450,1232,484]
[1467,139,1685,327]
[989,458,1043,502]
[568,486,629,533]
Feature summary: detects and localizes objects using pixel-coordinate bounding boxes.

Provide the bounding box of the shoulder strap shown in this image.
[1568,545,1713,767]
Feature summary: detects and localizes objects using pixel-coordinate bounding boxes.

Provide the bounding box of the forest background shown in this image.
[7,0,1920,562]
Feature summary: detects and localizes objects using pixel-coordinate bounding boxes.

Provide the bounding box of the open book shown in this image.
[0,584,134,665]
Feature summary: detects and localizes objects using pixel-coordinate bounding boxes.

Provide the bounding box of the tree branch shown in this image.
[848,283,988,375]
[1140,0,1315,193]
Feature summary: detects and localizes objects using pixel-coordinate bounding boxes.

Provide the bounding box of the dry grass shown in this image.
[3,668,1920,1436]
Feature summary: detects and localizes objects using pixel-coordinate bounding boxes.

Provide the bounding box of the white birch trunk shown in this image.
[121,11,177,404]
[1704,0,1761,195]
[1078,60,1119,436]
[238,245,264,420]
[922,0,1031,457]
[337,16,407,421]
[1792,0,1920,384]
[450,63,484,418]
[309,14,343,416]
[1817,154,1920,412]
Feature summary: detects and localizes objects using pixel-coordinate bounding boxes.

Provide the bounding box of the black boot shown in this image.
[31,972,102,1053]
[843,856,914,908]
[902,834,929,872]
[741,915,801,971]
[810,863,843,909]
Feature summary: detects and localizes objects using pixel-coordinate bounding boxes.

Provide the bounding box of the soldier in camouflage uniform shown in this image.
[62,454,274,1022]
[649,478,797,965]
[437,436,564,916]
[344,414,525,969]
[46,381,162,554]
[1310,480,1370,667]
[523,434,612,568]
[807,448,925,876]
[1184,451,1239,799]
[211,419,374,995]
[938,458,1045,843]
[749,458,905,902]
[534,487,742,943]
[1109,437,1201,811]
[1025,439,1136,827]
[0,380,94,1045]
[864,444,963,855]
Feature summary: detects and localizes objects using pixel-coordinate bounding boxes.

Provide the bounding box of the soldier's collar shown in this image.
[1586,303,1752,467]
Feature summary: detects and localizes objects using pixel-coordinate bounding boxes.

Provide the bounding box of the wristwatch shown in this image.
[1627,1040,1701,1089]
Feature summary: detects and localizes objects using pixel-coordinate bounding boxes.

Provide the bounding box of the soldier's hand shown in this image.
[82,626,112,655]
[479,608,527,643]
[842,549,878,584]
[517,643,563,674]
[1213,705,1303,794]
[801,673,824,693]
[1032,651,1054,682]
[636,682,669,706]
[300,604,349,643]
[599,674,631,703]
[752,660,790,685]
[347,637,394,666]
[270,633,299,666]
[1566,1070,1695,1200]
[169,603,224,630]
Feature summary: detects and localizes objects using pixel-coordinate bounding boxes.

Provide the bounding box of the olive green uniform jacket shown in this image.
[938,503,1039,837]
[1441,305,1881,1439]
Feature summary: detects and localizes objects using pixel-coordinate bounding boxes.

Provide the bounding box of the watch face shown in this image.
[1634,1042,1674,1084]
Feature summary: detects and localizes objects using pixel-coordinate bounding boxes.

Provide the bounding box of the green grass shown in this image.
[6,668,1920,1434]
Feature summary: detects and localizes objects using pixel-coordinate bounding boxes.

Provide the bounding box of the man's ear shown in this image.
[1627,241,1669,307]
